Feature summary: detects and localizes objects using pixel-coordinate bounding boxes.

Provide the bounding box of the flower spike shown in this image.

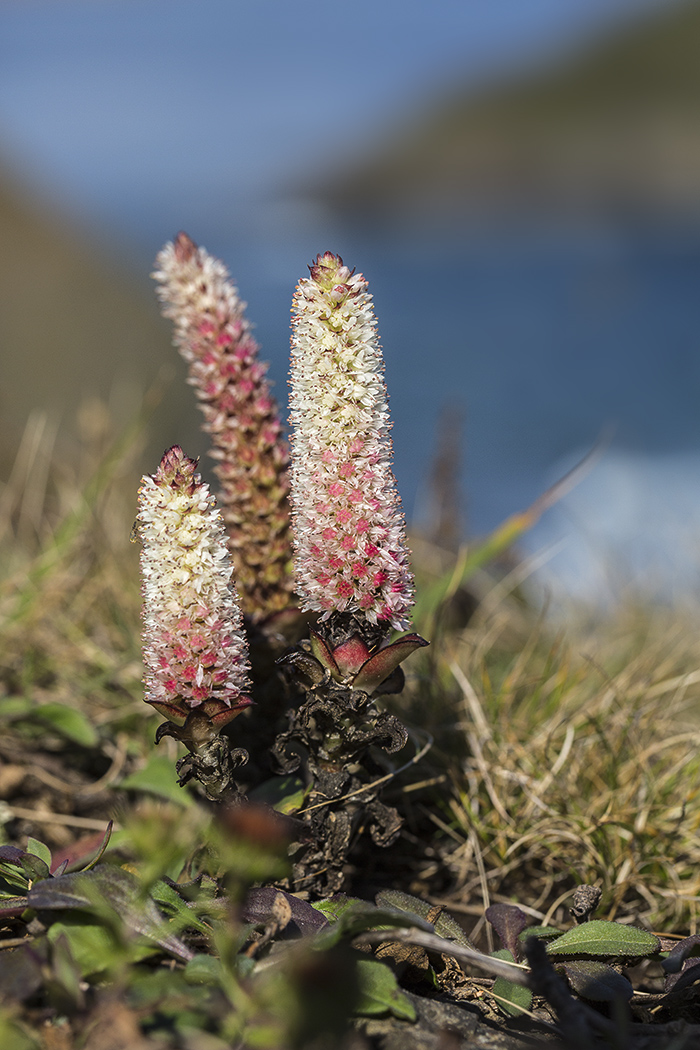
[138,446,253,729]
[152,234,293,620]
[288,252,414,630]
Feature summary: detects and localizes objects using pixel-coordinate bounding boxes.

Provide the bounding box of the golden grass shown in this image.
[0,407,144,718]
[409,586,700,937]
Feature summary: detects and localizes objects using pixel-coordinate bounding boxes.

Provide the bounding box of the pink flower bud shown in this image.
[289,253,414,630]
[138,446,252,726]
[153,235,293,620]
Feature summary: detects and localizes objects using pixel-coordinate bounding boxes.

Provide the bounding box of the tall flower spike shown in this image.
[152,233,293,620]
[138,446,253,731]
[289,252,414,630]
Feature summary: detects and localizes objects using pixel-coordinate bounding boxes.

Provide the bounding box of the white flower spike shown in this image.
[289,252,414,630]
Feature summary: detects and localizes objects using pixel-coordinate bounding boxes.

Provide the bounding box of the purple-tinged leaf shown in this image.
[0,846,26,865]
[49,827,112,869]
[75,821,113,873]
[277,648,327,687]
[0,944,45,1002]
[372,666,405,696]
[559,960,633,1002]
[0,895,29,918]
[29,865,194,962]
[486,904,529,960]
[309,632,341,677]
[0,846,51,884]
[146,700,188,726]
[662,934,700,975]
[665,957,700,995]
[241,887,329,936]
[332,635,371,678]
[352,634,429,693]
[206,697,254,729]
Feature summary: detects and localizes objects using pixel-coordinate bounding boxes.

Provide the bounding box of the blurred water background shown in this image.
[2,0,700,606]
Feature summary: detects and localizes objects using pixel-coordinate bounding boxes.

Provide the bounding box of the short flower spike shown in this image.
[138,446,253,726]
[289,252,414,630]
[153,234,293,620]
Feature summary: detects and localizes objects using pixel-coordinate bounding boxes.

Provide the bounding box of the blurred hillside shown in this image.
[0,167,189,473]
[320,0,700,223]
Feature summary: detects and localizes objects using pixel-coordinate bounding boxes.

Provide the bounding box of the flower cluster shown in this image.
[288,252,414,630]
[153,233,292,620]
[138,446,252,729]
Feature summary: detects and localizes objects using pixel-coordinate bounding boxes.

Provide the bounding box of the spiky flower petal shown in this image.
[138,446,252,724]
[152,233,293,620]
[289,252,414,630]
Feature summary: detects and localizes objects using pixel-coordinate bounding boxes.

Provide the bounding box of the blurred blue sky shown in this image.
[0,0,675,245]
[3,0,700,605]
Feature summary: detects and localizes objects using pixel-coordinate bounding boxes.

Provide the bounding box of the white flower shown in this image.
[152,233,292,619]
[288,253,414,630]
[138,446,252,726]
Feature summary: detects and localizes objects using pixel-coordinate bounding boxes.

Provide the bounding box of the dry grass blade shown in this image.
[431,596,700,932]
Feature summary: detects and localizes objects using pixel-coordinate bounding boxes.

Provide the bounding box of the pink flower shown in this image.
[152,233,293,620]
[138,446,252,729]
[288,252,414,630]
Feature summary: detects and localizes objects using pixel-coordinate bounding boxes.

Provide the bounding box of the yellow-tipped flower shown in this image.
[289,252,414,630]
[138,446,253,729]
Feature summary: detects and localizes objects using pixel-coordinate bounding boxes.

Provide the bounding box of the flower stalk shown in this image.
[272,253,428,893]
[153,234,293,621]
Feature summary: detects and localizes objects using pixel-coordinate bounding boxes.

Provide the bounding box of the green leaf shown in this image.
[312,896,365,923]
[490,948,533,1017]
[47,915,153,977]
[546,920,660,959]
[355,957,417,1021]
[49,931,86,1011]
[185,954,224,987]
[558,959,633,1002]
[312,902,433,951]
[77,821,113,873]
[120,754,192,806]
[29,865,194,963]
[25,838,52,871]
[375,889,474,948]
[519,926,563,943]
[0,697,35,721]
[35,703,99,748]
[151,880,209,934]
[248,776,309,814]
[0,1010,39,1050]
[0,895,29,913]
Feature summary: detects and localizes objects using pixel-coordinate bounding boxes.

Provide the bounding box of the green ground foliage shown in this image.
[2,415,700,1048]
